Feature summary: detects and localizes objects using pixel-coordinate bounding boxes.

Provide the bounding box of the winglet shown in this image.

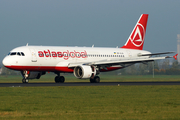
[173,54,178,60]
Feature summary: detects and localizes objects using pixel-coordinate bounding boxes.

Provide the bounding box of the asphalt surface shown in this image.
[0,81,180,87]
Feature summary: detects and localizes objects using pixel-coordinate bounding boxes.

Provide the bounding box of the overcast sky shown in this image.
[0,0,180,62]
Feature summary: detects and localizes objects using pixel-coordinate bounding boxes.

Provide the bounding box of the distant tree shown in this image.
[147,62,153,74]
[154,61,159,70]
[172,60,179,69]
[159,69,166,75]
[125,64,137,75]
[118,67,126,75]
[136,63,149,75]
[161,59,170,70]
[1,66,20,76]
[166,68,180,75]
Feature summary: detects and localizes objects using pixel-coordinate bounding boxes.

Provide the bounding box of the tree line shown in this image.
[117,59,180,75]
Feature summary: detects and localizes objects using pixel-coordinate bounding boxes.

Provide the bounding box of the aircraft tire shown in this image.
[90,78,95,83]
[22,78,28,83]
[59,76,65,83]
[90,76,100,83]
[55,76,60,83]
[94,76,100,83]
[55,76,65,83]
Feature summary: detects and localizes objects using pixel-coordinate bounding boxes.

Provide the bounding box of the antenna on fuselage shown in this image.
[92,44,94,48]
[26,43,29,46]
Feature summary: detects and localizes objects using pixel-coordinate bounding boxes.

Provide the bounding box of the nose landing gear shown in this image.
[21,71,29,83]
[22,78,29,83]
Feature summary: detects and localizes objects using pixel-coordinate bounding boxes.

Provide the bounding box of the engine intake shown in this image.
[74,65,96,79]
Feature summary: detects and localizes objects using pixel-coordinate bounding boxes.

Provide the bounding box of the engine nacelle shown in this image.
[73,65,96,79]
[21,71,46,79]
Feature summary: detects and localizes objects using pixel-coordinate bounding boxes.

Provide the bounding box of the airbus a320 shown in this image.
[2,14,177,83]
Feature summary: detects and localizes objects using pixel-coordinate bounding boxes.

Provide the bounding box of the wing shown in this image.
[68,56,167,68]
[68,51,176,68]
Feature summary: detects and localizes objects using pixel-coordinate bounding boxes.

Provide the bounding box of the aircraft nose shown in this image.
[2,57,10,66]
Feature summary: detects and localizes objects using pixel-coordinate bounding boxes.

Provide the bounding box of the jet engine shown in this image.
[73,65,96,79]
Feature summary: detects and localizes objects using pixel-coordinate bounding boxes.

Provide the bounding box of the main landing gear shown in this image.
[90,76,100,83]
[54,72,65,83]
[55,76,65,83]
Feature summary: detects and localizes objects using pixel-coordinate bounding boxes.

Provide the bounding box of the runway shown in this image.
[0,81,180,87]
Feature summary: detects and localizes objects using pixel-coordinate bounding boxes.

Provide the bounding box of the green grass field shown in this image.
[0,86,180,120]
[0,75,180,119]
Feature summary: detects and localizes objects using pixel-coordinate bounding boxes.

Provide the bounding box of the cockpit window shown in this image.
[17,52,21,56]
[9,52,25,56]
[10,52,16,55]
[21,52,25,56]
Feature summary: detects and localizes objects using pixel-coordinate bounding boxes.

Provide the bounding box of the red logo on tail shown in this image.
[121,14,148,50]
[130,23,145,47]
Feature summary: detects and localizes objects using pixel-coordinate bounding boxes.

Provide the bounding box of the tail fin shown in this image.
[121,14,148,50]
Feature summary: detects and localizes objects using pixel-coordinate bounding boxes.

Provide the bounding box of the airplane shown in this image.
[2,14,177,83]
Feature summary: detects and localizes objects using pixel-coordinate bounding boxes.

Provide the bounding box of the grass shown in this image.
[0,86,180,119]
[0,75,180,119]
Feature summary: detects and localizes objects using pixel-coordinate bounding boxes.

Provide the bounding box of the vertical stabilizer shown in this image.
[121,14,148,50]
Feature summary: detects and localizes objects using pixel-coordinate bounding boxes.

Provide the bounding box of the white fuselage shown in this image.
[2,46,151,72]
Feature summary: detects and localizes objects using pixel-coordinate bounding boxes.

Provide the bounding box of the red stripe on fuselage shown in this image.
[4,65,122,72]
[4,65,74,72]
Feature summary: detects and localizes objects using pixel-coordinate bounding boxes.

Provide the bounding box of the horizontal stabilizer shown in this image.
[173,54,178,60]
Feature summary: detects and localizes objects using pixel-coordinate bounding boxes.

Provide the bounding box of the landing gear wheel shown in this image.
[22,78,28,83]
[90,76,100,83]
[59,76,65,83]
[54,76,65,83]
[55,76,60,83]
[94,76,100,83]
[90,78,95,83]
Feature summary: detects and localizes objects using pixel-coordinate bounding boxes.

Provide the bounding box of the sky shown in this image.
[0,0,180,62]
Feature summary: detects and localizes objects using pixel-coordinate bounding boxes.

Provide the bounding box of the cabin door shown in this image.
[30,49,37,62]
